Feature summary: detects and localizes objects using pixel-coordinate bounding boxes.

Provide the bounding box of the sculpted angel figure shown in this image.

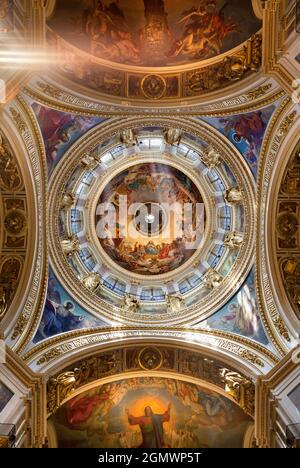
[123,293,140,313]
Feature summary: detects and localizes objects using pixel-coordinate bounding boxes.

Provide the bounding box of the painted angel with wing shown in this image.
[168,1,237,60]
[221,284,259,337]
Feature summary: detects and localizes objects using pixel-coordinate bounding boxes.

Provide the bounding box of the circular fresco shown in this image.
[95,163,205,276]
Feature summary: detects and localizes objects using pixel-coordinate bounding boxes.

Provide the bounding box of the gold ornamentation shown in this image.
[0,437,9,448]
[138,347,163,371]
[240,350,264,367]
[60,235,80,257]
[282,148,300,194]
[81,152,100,169]
[184,33,262,97]
[141,74,166,100]
[163,128,182,146]
[220,368,255,416]
[47,371,76,414]
[120,129,137,147]
[122,293,140,313]
[200,146,221,170]
[0,286,7,320]
[276,212,298,239]
[4,209,27,236]
[37,348,64,365]
[0,134,22,191]
[278,111,297,136]
[273,315,290,342]
[224,232,244,250]
[9,108,26,132]
[81,272,102,293]
[0,258,22,321]
[60,192,75,210]
[46,351,123,414]
[203,268,223,290]
[224,187,243,205]
[11,314,29,340]
[246,84,272,100]
[37,81,63,99]
[166,294,184,313]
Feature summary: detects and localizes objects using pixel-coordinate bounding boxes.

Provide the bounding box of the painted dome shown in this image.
[47,0,261,67]
[95,163,205,275]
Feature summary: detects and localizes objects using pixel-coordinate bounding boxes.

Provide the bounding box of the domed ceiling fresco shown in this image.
[47,0,261,67]
[96,163,205,275]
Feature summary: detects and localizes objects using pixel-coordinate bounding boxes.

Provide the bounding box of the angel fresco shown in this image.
[83,1,140,63]
[219,111,267,172]
[33,273,101,342]
[205,271,268,344]
[168,1,237,60]
[32,103,101,175]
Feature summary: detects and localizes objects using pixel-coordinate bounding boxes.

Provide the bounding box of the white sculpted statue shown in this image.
[82,273,102,292]
[224,187,243,205]
[224,232,244,249]
[203,268,223,290]
[166,294,184,313]
[123,293,140,313]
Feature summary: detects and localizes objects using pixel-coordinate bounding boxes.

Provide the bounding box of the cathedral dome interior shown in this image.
[0,0,300,452]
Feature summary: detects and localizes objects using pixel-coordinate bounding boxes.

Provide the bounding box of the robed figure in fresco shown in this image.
[126,404,171,448]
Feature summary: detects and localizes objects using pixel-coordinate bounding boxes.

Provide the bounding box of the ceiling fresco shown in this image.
[200,105,276,179]
[198,268,269,346]
[49,377,252,448]
[32,268,106,345]
[31,102,106,176]
[96,163,205,276]
[48,0,261,67]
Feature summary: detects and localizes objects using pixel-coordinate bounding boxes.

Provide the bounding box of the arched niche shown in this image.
[46,370,255,449]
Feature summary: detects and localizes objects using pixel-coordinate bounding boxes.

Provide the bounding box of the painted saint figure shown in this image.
[126,404,171,448]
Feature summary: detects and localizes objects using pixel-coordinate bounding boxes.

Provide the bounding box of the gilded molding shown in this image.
[46,345,256,417]
[23,327,279,371]
[256,96,298,354]
[7,95,48,354]
[23,81,285,118]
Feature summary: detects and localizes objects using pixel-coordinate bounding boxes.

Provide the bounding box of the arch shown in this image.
[0,115,36,340]
[265,116,300,339]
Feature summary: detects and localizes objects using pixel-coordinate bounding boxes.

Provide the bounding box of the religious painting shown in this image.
[49,377,252,448]
[95,163,205,275]
[201,106,275,178]
[48,1,261,67]
[200,269,269,345]
[0,381,13,413]
[33,268,104,343]
[31,102,105,176]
